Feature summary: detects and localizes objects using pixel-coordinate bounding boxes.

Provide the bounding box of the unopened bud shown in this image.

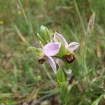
[37,25,53,45]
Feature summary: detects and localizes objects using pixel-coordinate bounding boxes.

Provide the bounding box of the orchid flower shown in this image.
[28,42,61,74]
[54,32,79,63]
[53,32,80,74]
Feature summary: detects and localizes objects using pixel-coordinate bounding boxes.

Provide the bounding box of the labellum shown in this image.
[63,54,76,63]
[38,58,46,64]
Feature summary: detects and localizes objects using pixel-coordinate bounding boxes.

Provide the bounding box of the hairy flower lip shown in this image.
[63,54,76,63]
[38,57,46,64]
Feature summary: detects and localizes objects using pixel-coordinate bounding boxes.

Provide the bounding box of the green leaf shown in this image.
[92,95,103,105]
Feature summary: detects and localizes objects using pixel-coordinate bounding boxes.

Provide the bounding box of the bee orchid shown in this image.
[54,32,79,63]
[27,42,61,74]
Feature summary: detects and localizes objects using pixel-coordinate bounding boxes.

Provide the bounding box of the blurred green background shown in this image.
[0,0,105,105]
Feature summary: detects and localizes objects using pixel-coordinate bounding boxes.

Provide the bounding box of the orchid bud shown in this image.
[37,25,53,45]
[56,68,66,83]
[56,68,67,87]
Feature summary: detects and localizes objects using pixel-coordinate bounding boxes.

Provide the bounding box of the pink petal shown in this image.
[68,42,79,51]
[54,32,68,47]
[47,56,57,74]
[44,42,61,56]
